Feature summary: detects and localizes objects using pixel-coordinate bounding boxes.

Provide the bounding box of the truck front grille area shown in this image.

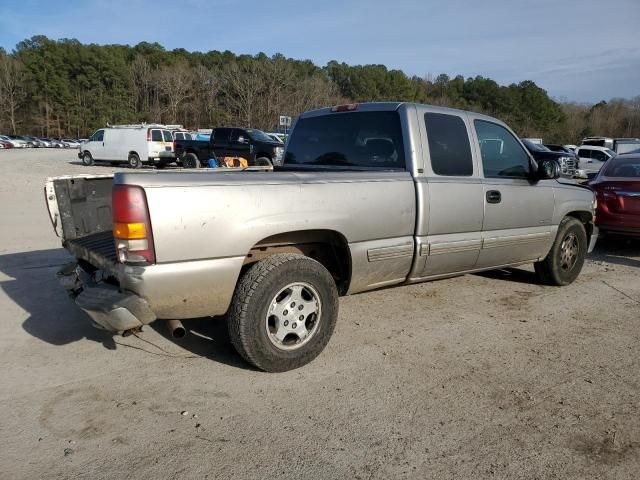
[65,231,118,274]
[560,158,577,176]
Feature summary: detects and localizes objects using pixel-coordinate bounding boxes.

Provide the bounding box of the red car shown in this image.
[0,140,13,149]
[590,154,640,236]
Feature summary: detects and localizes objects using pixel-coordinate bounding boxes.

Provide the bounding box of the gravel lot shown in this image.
[1,148,639,479]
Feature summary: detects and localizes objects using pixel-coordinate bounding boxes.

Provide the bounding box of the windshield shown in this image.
[246,129,276,143]
[284,111,405,169]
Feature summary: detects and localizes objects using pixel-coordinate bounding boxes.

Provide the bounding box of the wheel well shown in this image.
[255,152,272,159]
[245,230,351,295]
[128,151,139,158]
[567,210,593,238]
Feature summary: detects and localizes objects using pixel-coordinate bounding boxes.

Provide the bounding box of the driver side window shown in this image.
[92,130,104,142]
[230,129,246,143]
[475,120,530,178]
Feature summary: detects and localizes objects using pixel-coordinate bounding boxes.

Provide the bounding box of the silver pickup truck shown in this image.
[46,103,598,372]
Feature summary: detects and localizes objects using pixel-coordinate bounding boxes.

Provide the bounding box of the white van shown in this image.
[78,125,175,168]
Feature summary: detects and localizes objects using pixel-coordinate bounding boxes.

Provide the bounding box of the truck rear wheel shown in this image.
[534,217,587,286]
[227,254,339,372]
[183,153,201,169]
[128,153,142,169]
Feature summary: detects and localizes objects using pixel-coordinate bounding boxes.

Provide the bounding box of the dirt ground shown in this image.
[1,148,639,479]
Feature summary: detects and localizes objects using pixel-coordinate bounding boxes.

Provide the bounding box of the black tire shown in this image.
[254,156,272,167]
[128,153,142,169]
[534,217,587,286]
[227,253,339,372]
[81,152,94,166]
[182,153,201,169]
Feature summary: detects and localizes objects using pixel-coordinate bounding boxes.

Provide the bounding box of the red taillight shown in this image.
[331,103,358,112]
[173,139,176,152]
[147,129,151,141]
[112,185,155,265]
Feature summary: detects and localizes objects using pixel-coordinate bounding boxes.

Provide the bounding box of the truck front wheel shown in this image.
[227,254,339,372]
[81,152,94,166]
[254,156,272,167]
[183,153,201,169]
[534,217,587,286]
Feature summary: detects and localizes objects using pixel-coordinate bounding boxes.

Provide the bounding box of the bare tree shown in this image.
[155,61,193,124]
[220,61,263,127]
[0,52,26,134]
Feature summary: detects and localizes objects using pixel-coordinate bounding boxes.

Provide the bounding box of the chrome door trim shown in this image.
[482,231,551,249]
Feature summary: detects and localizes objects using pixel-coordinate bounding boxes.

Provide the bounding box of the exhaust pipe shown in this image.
[166,319,186,339]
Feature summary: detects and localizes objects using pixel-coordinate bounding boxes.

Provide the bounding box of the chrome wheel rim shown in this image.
[559,233,579,271]
[265,282,321,351]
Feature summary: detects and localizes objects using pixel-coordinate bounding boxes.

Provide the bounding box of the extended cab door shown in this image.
[413,110,484,278]
[211,128,232,159]
[473,119,555,268]
[229,129,252,163]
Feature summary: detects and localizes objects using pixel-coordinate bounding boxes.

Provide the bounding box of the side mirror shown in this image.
[536,158,561,180]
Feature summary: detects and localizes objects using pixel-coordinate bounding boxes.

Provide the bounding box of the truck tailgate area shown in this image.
[65,231,118,274]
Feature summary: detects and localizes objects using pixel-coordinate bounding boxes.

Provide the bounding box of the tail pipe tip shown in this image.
[166,319,187,339]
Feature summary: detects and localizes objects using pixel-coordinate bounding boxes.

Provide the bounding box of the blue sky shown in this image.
[0,0,638,103]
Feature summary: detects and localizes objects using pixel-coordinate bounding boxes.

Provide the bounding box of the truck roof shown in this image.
[299,102,503,124]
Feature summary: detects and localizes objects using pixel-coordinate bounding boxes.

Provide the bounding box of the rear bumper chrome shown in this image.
[57,263,156,332]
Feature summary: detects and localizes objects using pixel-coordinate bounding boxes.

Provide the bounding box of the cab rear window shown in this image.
[150,130,162,141]
[284,111,405,169]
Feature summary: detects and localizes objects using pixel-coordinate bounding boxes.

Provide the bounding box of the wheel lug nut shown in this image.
[292,323,297,329]
[290,302,296,307]
[299,315,304,321]
[284,320,289,326]
[298,305,303,310]
[283,310,288,316]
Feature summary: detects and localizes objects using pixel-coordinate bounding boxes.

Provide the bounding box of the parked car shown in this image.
[174,127,284,168]
[78,125,174,168]
[23,136,45,148]
[47,102,598,372]
[38,138,52,147]
[62,139,80,148]
[0,135,27,148]
[575,145,616,179]
[0,140,12,149]
[521,139,578,178]
[589,154,640,236]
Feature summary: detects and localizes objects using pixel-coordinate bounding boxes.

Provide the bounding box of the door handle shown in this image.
[486,190,501,204]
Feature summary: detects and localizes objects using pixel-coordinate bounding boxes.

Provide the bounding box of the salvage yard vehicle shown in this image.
[575,145,616,179]
[46,102,598,372]
[522,139,578,178]
[79,124,175,168]
[590,154,640,236]
[174,127,284,168]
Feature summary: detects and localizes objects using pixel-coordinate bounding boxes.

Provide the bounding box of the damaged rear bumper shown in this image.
[57,263,156,332]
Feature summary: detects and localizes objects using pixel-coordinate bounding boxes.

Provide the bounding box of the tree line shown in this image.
[0,35,638,143]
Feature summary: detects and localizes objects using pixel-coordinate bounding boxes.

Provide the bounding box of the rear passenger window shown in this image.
[162,130,173,142]
[577,149,590,158]
[151,130,162,142]
[424,113,473,176]
[475,120,531,178]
